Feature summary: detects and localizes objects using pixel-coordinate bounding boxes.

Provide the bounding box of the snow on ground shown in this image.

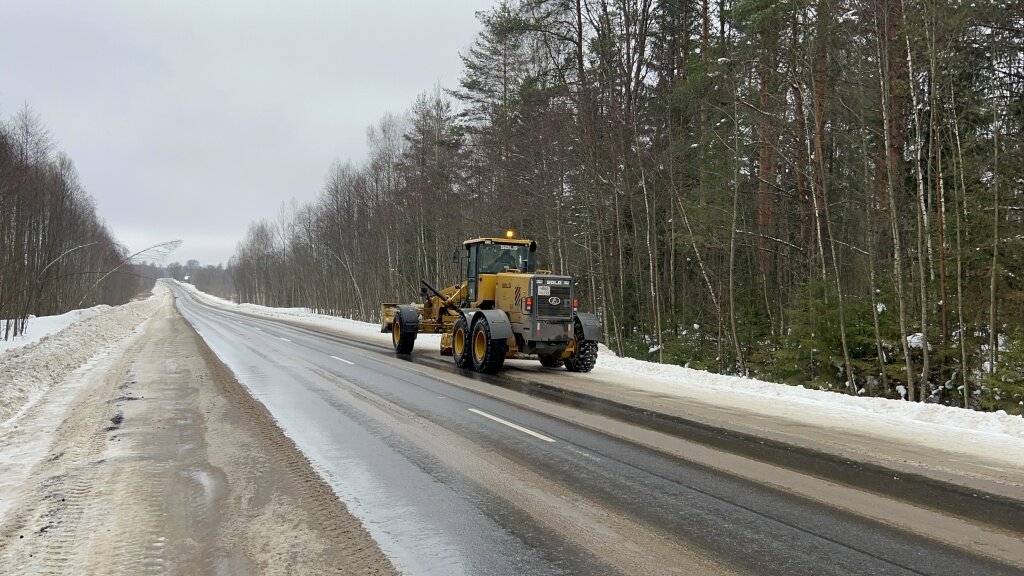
[0,336,134,522]
[177,282,1023,460]
[175,281,443,349]
[592,347,1024,477]
[0,306,110,354]
[0,284,165,521]
[0,284,166,424]
[593,346,1024,437]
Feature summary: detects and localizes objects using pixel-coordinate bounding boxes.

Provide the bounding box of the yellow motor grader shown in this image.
[380,232,602,374]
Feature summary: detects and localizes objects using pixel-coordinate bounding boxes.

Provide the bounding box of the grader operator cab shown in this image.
[380,232,602,374]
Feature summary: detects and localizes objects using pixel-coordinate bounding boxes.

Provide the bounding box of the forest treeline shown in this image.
[0,105,142,338]
[140,260,235,298]
[232,0,1023,413]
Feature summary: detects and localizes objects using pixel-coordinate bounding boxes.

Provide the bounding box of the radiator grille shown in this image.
[536,282,572,318]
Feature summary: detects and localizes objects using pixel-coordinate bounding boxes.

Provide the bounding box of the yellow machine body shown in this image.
[381,234,601,374]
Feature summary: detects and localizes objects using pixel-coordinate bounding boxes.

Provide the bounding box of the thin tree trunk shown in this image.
[756,29,778,326]
[635,133,663,362]
[906,33,931,400]
[988,104,999,374]
[950,86,970,406]
[877,16,916,400]
[811,1,853,391]
[729,97,746,377]
[928,12,950,355]
[863,123,888,395]
[677,196,722,325]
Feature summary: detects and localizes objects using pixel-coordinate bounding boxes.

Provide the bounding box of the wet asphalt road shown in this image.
[171,283,1020,576]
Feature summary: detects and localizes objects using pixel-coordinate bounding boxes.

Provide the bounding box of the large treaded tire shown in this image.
[564,320,597,373]
[470,317,507,374]
[452,315,472,368]
[392,309,417,355]
[538,354,564,369]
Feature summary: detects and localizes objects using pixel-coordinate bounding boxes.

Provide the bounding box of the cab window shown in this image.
[476,244,528,274]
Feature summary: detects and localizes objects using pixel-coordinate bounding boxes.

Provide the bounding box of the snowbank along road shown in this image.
[1,279,1021,575]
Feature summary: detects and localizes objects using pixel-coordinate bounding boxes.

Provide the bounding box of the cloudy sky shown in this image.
[1,0,491,265]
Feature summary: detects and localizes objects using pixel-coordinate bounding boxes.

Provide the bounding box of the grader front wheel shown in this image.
[391,309,417,354]
[452,316,471,368]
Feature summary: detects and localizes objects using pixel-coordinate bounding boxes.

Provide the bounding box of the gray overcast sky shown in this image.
[1,0,492,265]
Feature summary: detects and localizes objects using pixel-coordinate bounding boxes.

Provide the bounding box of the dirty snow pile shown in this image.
[0,285,165,424]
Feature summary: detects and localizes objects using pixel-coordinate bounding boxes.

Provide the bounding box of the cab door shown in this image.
[466,244,478,303]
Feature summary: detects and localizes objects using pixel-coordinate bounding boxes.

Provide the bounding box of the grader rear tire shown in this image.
[564,320,597,373]
[470,317,507,374]
[452,315,472,368]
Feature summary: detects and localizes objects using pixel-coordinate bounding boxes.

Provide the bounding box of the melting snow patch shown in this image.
[906,333,933,350]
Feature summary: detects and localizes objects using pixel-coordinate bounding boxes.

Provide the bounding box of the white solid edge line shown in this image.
[278,337,291,342]
[468,408,556,443]
[330,355,355,365]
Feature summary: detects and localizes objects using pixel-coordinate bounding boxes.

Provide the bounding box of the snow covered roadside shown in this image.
[0,284,166,424]
[586,348,1024,480]
[177,282,1024,475]
[593,350,1024,438]
[174,281,443,349]
[0,306,111,355]
[0,321,151,523]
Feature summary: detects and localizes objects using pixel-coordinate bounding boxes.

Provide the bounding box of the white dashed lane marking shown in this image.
[468,408,556,443]
[330,355,355,365]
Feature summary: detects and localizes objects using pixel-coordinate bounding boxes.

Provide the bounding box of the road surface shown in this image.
[171,282,1023,576]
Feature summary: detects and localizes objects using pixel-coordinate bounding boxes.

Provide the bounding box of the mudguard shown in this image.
[459,308,514,340]
[573,312,603,342]
[395,304,420,333]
